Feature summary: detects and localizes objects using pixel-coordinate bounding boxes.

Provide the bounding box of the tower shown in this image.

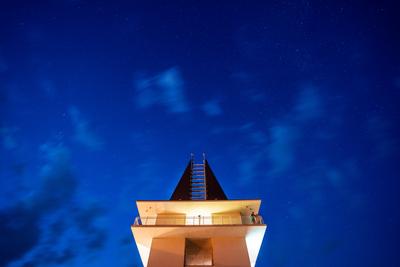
[131,154,267,267]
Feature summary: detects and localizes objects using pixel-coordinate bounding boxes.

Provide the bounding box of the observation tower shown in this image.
[131,154,267,267]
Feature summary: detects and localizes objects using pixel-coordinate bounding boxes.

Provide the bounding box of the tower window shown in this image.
[184,238,213,266]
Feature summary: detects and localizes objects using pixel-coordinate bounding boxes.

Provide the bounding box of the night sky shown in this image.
[1,1,399,267]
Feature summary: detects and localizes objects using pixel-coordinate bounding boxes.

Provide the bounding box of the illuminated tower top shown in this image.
[170,153,227,201]
[131,154,267,267]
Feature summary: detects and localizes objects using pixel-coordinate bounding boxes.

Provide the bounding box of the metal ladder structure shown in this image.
[189,153,207,200]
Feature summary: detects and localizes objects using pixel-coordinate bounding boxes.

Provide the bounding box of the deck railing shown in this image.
[133,215,264,226]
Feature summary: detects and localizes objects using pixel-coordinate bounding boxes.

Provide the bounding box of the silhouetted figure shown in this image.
[251,212,256,224]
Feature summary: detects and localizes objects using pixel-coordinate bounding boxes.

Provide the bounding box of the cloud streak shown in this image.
[0,127,17,150]
[208,86,323,181]
[267,125,296,174]
[68,106,104,150]
[0,143,74,266]
[294,87,322,122]
[367,115,397,159]
[202,99,222,116]
[0,143,107,266]
[135,67,189,113]
[264,87,323,175]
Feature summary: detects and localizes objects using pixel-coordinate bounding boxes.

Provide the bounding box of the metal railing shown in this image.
[133,215,264,226]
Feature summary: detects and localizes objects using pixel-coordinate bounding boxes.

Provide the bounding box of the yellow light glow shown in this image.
[186,209,212,225]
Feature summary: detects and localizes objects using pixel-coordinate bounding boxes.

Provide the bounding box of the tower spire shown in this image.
[170,154,227,200]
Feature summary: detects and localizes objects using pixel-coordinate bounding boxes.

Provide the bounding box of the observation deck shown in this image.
[133,214,264,226]
[131,155,267,267]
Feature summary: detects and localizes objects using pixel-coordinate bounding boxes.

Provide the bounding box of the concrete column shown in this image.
[212,237,251,267]
[147,238,185,267]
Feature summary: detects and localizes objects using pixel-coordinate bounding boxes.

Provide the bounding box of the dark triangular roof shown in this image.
[170,159,228,200]
[203,160,227,200]
[170,160,192,200]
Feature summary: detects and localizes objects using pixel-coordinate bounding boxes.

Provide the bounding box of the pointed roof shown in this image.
[169,160,192,200]
[170,159,228,200]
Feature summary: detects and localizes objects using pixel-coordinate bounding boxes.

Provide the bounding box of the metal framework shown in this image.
[170,153,228,201]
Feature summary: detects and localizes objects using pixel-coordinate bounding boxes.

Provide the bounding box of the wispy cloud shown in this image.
[0,142,106,266]
[0,127,17,150]
[211,86,323,179]
[37,143,77,212]
[68,106,104,150]
[157,68,188,113]
[202,99,222,116]
[135,67,189,113]
[367,115,397,158]
[267,125,296,174]
[294,86,322,122]
[326,168,344,188]
[266,87,322,175]
[39,78,56,97]
[249,130,268,145]
[238,157,259,185]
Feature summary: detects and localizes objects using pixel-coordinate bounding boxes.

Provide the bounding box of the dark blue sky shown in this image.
[1,1,399,266]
